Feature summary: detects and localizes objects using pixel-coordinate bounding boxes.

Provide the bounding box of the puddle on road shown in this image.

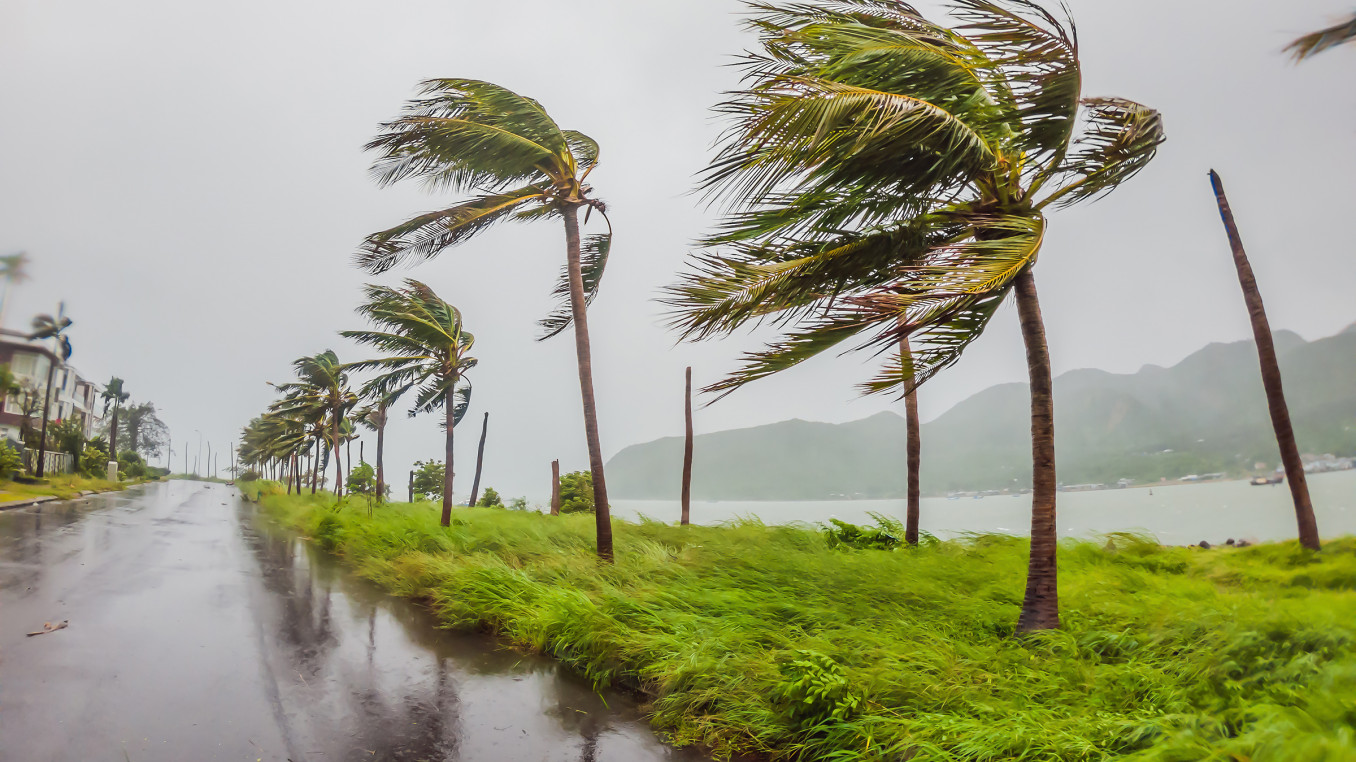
[240,500,718,762]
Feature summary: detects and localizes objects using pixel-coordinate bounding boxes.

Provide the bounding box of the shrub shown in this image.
[822,513,903,550]
[507,496,529,511]
[347,461,376,495]
[0,441,20,479]
[118,450,147,479]
[559,470,594,513]
[80,445,111,478]
[411,460,445,501]
[476,486,503,507]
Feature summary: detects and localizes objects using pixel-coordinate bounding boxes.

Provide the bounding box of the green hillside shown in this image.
[606,324,1356,499]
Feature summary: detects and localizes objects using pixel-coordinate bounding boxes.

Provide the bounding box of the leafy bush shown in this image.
[559,470,594,513]
[507,496,529,511]
[773,650,861,728]
[80,447,108,478]
[822,513,903,550]
[117,450,146,479]
[347,461,376,495]
[0,441,21,479]
[476,486,503,507]
[240,469,262,481]
[49,419,85,462]
[411,460,444,500]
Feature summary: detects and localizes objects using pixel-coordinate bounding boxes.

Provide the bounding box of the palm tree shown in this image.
[356,400,393,500]
[272,351,357,499]
[667,0,1164,631]
[342,280,476,528]
[1208,171,1321,551]
[1287,12,1356,60]
[29,307,73,478]
[359,79,617,560]
[101,378,129,464]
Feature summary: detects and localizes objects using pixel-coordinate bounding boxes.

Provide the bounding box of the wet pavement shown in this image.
[0,481,713,761]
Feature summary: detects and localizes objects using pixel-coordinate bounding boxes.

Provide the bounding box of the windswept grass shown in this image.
[252,485,1356,761]
[0,473,147,501]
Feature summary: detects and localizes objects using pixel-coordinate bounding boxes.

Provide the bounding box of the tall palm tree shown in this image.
[667,0,1164,631]
[1209,171,1321,551]
[342,280,476,528]
[272,351,357,499]
[359,79,617,560]
[29,307,73,478]
[1287,12,1356,60]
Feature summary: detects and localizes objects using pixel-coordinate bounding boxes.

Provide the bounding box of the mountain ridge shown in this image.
[607,327,1356,499]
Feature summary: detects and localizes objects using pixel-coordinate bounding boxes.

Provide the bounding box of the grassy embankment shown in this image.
[247,481,1356,761]
[0,473,150,502]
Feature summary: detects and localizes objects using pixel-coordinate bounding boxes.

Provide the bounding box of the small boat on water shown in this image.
[1250,475,1284,486]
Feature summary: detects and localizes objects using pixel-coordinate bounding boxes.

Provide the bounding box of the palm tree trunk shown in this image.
[1014,268,1060,633]
[681,366,693,526]
[550,459,561,516]
[901,335,921,546]
[469,412,489,507]
[310,442,318,494]
[1209,170,1320,551]
[440,388,455,527]
[109,400,120,462]
[375,413,386,502]
[345,438,352,496]
[563,206,613,561]
[35,361,56,477]
[332,403,342,498]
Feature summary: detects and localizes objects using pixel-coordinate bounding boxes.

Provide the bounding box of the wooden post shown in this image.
[550,460,561,516]
[681,367,693,526]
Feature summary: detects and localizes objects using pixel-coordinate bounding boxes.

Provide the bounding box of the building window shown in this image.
[12,352,35,376]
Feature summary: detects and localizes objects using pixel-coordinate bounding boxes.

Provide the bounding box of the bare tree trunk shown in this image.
[408,470,413,504]
[1209,170,1320,551]
[440,388,455,527]
[562,206,613,561]
[108,400,120,463]
[36,361,56,477]
[550,460,561,516]
[901,335,921,546]
[469,412,488,507]
[1014,269,1060,633]
[345,438,352,496]
[681,366,693,526]
[375,411,386,502]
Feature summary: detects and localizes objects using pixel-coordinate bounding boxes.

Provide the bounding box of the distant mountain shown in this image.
[606,325,1356,499]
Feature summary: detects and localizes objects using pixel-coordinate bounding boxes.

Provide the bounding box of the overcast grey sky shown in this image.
[2,0,1353,501]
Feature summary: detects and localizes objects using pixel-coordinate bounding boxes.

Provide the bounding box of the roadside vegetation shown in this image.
[249,485,1356,761]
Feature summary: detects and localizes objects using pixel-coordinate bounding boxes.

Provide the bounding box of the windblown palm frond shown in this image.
[1287,12,1356,61]
[669,0,1162,399]
[341,279,477,424]
[358,79,613,333]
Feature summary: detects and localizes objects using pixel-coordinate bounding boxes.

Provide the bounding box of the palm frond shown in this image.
[357,186,544,273]
[1037,97,1164,209]
[366,78,570,192]
[1286,13,1356,61]
[538,230,612,340]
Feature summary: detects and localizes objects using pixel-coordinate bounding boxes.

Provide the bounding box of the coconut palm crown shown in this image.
[357,79,611,339]
[271,350,357,496]
[669,0,1165,397]
[341,279,476,527]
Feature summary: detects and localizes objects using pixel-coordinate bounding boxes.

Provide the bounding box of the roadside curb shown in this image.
[0,496,60,512]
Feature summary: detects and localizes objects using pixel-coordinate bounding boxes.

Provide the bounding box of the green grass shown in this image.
[251,483,1356,761]
[0,473,148,501]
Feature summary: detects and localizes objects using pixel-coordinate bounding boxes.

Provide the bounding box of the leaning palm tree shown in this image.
[1287,11,1356,60]
[356,398,395,500]
[358,79,617,560]
[272,351,357,499]
[29,307,73,478]
[1208,171,1321,551]
[668,0,1164,631]
[101,377,129,461]
[342,280,476,528]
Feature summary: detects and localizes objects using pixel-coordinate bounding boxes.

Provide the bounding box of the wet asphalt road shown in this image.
[0,481,712,761]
